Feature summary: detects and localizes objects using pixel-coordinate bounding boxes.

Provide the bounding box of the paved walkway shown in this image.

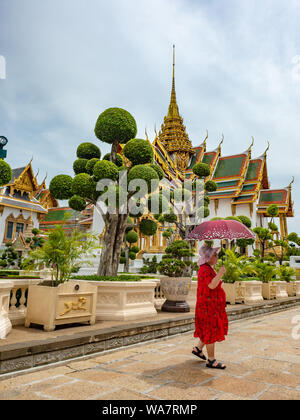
[0,307,300,400]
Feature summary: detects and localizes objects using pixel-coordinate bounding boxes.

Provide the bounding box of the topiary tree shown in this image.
[0,159,12,185]
[49,108,163,277]
[253,227,273,261]
[1,243,19,269]
[122,225,139,273]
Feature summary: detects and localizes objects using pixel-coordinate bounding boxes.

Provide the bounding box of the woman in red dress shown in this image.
[192,244,228,369]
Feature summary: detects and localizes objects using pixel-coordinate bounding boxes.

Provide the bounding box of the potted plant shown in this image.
[219,249,263,305]
[277,264,298,297]
[24,225,98,331]
[158,240,194,312]
[253,260,284,300]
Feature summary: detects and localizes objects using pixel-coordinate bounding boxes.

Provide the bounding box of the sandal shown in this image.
[206,359,226,370]
[192,347,207,361]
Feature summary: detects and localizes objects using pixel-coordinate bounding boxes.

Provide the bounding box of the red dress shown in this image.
[194,263,228,345]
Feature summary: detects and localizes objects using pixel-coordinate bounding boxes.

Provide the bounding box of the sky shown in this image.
[0,0,299,231]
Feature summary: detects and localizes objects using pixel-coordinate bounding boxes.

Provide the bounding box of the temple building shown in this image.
[0,160,58,256]
[144,47,294,252]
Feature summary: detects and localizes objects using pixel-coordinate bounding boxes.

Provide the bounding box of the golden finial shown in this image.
[264,141,270,156]
[250,137,254,149]
[289,177,295,189]
[219,134,224,150]
[204,129,209,143]
[167,45,179,118]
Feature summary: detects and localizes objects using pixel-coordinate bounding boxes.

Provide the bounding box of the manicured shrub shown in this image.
[131,246,140,254]
[192,163,211,178]
[86,158,100,175]
[69,195,86,211]
[174,188,192,201]
[129,252,137,260]
[147,193,170,214]
[267,204,279,218]
[139,219,157,236]
[150,164,164,180]
[93,160,119,182]
[103,153,124,167]
[163,212,178,224]
[0,160,12,185]
[73,158,88,175]
[197,206,210,219]
[72,174,94,198]
[237,215,252,228]
[94,108,137,144]
[49,174,73,200]
[77,142,101,160]
[127,165,159,193]
[126,230,138,244]
[123,139,153,165]
[205,180,218,192]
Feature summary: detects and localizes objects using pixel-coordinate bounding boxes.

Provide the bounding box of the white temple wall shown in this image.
[0,208,39,250]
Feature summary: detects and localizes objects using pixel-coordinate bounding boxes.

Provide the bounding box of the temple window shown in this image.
[6,221,14,240]
[16,223,24,236]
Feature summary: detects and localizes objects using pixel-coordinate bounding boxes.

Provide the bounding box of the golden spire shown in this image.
[168,45,180,118]
[158,45,193,164]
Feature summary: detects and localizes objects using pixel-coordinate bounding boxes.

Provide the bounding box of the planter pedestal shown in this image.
[25,281,97,332]
[262,281,288,300]
[160,277,192,313]
[222,282,245,305]
[243,281,263,305]
[287,281,300,297]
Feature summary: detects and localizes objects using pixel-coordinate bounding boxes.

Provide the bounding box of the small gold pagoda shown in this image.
[158,45,195,172]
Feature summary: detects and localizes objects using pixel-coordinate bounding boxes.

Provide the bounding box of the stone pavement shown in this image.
[0,307,300,400]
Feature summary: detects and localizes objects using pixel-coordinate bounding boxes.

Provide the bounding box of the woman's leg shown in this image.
[193,340,205,354]
[206,342,226,368]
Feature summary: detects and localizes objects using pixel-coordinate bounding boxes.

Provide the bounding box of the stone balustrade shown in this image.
[0,281,13,339]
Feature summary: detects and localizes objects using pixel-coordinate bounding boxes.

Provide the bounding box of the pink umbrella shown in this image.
[187,219,255,241]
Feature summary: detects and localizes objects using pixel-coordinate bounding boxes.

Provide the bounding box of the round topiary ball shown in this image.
[103,153,124,167]
[72,174,94,198]
[150,164,164,180]
[126,217,134,233]
[0,160,12,186]
[225,216,240,222]
[174,188,192,202]
[192,163,211,178]
[128,165,159,194]
[95,108,137,145]
[163,212,178,224]
[126,230,138,244]
[93,160,119,182]
[204,196,210,206]
[49,174,73,200]
[147,193,170,214]
[131,246,140,254]
[205,180,218,192]
[73,158,88,175]
[86,158,100,175]
[193,179,205,191]
[128,198,146,218]
[123,139,154,166]
[129,252,137,261]
[139,219,157,236]
[267,204,279,218]
[120,257,126,264]
[77,143,101,160]
[69,195,86,211]
[197,206,210,219]
[237,215,252,228]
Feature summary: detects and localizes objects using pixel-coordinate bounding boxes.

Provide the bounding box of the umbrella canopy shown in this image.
[187,219,255,241]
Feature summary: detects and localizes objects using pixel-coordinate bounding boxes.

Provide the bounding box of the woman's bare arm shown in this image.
[208,267,226,290]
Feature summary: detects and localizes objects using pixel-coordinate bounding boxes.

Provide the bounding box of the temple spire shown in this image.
[168,45,180,118]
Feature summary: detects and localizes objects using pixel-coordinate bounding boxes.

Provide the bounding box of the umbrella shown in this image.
[187,219,255,241]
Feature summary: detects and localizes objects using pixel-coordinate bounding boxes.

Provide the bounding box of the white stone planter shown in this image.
[286,281,300,297]
[262,281,288,300]
[160,277,192,312]
[222,282,245,305]
[186,281,198,312]
[25,281,97,332]
[243,281,264,305]
[0,281,13,339]
[77,280,158,321]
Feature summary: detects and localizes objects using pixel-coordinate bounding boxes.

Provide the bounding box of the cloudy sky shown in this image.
[0,0,299,231]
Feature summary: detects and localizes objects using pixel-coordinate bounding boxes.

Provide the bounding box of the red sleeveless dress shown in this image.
[194,263,228,345]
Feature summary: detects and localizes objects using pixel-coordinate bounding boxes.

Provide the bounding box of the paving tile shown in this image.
[96,388,155,400]
[108,375,164,393]
[41,380,117,400]
[245,368,300,387]
[65,360,100,371]
[148,383,219,400]
[258,385,300,400]
[201,374,267,398]
[66,369,121,382]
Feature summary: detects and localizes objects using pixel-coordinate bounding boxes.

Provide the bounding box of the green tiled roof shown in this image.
[187,148,202,170]
[233,195,254,202]
[242,184,256,192]
[202,153,215,166]
[259,191,285,204]
[208,190,235,197]
[246,161,260,181]
[216,180,239,189]
[214,156,245,179]
[43,209,79,222]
